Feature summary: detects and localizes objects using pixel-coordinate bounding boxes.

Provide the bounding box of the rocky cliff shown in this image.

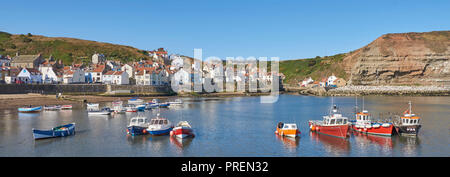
[343,31,450,86]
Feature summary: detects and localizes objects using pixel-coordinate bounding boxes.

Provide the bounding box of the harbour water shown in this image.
[0,95,449,157]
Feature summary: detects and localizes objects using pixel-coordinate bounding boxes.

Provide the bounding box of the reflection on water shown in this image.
[310,132,350,156]
[0,95,449,156]
[275,134,299,151]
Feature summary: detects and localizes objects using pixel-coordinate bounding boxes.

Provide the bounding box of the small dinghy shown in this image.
[61,105,73,110]
[18,106,42,113]
[32,123,76,140]
[275,122,300,138]
[44,105,61,111]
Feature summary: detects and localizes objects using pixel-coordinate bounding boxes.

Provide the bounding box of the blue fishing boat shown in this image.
[32,123,76,140]
[136,104,146,112]
[159,103,170,108]
[127,116,150,136]
[146,114,173,135]
[128,98,144,104]
[18,106,42,113]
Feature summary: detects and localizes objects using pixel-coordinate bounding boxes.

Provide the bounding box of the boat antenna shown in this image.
[409,101,412,114]
[362,96,365,111]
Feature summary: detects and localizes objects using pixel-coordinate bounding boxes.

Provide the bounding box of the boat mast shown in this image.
[409,101,412,114]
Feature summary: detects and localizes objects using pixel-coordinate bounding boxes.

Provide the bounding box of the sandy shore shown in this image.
[0,94,77,110]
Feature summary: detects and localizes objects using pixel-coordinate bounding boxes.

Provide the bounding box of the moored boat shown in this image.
[18,106,42,113]
[168,99,183,105]
[170,121,195,139]
[124,104,138,112]
[136,104,146,111]
[393,101,422,136]
[87,103,99,109]
[309,104,350,138]
[44,105,61,111]
[146,114,173,135]
[128,98,144,104]
[351,110,394,136]
[32,123,76,140]
[127,116,151,136]
[275,122,300,138]
[61,105,73,110]
[88,107,112,115]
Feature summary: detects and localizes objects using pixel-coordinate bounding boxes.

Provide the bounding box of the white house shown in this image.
[17,68,42,84]
[92,53,105,64]
[327,74,337,86]
[172,68,190,86]
[39,65,58,84]
[102,71,129,85]
[63,68,85,84]
[121,64,134,78]
[301,77,314,87]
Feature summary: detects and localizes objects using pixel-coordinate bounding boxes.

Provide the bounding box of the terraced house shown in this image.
[10,53,45,68]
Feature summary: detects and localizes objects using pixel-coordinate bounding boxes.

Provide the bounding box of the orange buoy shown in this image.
[170,131,174,136]
[142,129,147,134]
[311,126,316,131]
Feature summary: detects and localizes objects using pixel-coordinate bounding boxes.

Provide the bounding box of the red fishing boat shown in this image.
[351,110,394,136]
[170,121,194,139]
[309,104,350,138]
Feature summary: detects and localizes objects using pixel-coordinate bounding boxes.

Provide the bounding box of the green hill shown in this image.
[0,31,150,64]
[279,53,348,85]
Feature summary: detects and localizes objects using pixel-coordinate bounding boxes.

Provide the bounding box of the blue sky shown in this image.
[1,0,450,60]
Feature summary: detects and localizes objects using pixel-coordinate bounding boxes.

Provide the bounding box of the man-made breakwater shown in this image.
[295,86,450,96]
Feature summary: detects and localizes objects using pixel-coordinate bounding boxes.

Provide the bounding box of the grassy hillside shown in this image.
[0,31,150,64]
[279,53,348,85]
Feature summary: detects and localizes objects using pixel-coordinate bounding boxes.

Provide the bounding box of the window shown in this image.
[132,119,137,123]
[343,119,347,124]
[336,119,342,124]
[164,120,168,124]
[138,119,143,123]
[330,119,335,124]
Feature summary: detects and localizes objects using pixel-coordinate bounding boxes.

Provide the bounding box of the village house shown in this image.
[102,71,129,85]
[10,53,45,68]
[39,65,58,84]
[301,77,314,87]
[121,64,134,79]
[86,65,105,83]
[17,68,42,84]
[92,53,105,64]
[63,68,85,84]
[327,74,338,87]
[4,68,21,84]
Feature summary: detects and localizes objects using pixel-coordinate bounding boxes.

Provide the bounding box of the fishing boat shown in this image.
[159,102,170,108]
[61,105,73,110]
[44,105,61,111]
[111,100,126,113]
[136,104,146,111]
[127,116,151,136]
[275,122,300,138]
[128,98,144,104]
[309,104,350,138]
[124,104,138,112]
[170,121,195,139]
[146,114,174,135]
[393,101,422,136]
[88,107,112,115]
[168,99,183,105]
[352,110,394,136]
[18,106,42,113]
[32,123,76,140]
[87,103,99,109]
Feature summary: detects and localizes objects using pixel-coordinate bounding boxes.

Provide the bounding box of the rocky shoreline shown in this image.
[295,85,450,96]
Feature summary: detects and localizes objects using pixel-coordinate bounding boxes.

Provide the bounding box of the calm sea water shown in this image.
[0,94,449,157]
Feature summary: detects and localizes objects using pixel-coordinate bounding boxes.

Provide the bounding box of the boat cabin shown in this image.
[400,101,421,126]
[356,110,371,124]
[400,114,420,125]
[277,122,297,130]
[129,116,150,126]
[322,105,349,125]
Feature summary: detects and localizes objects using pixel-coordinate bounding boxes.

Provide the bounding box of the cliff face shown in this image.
[343,31,450,86]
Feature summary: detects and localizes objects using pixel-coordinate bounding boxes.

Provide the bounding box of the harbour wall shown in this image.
[0,84,171,94]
